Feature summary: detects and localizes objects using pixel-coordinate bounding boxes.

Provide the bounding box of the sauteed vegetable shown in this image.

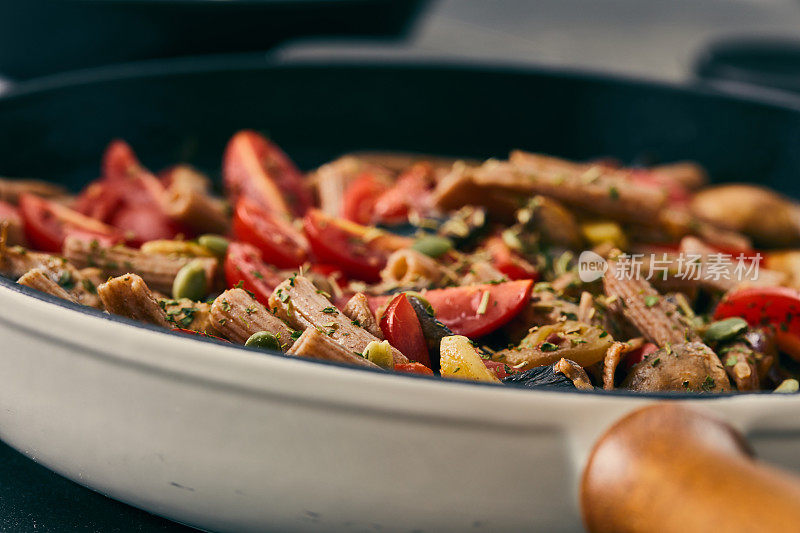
[3,131,800,393]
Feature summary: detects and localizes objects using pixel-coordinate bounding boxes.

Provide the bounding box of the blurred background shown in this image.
[2,0,800,530]
[4,0,800,92]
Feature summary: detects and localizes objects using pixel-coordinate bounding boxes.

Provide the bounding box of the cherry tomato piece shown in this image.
[393,362,434,376]
[423,280,534,338]
[373,162,434,224]
[624,342,659,371]
[223,130,312,217]
[714,286,800,361]
[232,198,308,269]
[342,172,387,224]
[18,193,120,252]
[224,242,285,305]
[380,293,431,367]
[303,209,388,282]
[485,236,539,281]
[483,360,515,380]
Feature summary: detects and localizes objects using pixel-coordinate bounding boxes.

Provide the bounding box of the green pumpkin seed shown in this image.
[245,331,282,352]
[411,235,453,258]
[198,234,230,257]
[702,317,748,344]
[172,260,208,301]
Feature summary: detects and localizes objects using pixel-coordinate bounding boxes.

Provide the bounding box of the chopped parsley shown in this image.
[57,271,75,290]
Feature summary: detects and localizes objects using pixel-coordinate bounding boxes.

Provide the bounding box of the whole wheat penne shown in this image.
[342,151,479,173]
[0,177,68,204]
[431,162,526,220]
[342,292,383,339]
[161,165,212,193]
[381,249,449,288]
[287,327,381,369]
[18,268,79,303]
[63,236,218,294]
[161,298,213,333]
[503,153,667,224]
[210,288,294,346]
[649,161,708,190]
[603,258,698,346]
[97,274,172,328]
[269,275,409,365]
[161,186,231,235]
[0,245,102,308]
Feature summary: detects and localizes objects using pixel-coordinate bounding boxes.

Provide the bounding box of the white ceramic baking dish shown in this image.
[2,57,800,532]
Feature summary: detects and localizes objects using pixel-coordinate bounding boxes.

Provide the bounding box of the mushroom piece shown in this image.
[690,184,800,248]
[622,341,731,392]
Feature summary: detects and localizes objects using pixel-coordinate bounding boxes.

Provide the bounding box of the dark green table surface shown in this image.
[0,439,192,532]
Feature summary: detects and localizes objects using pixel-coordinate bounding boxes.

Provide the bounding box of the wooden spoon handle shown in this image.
[581,403,800,533]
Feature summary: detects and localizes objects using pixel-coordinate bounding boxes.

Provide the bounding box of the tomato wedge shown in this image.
[372,162,434,224]
[232,198,308,269]
[423,280,534,338]
[224,242,285,305]
[483,360,514,380]
[75,140,184,244]
[380,293,431,367]
[485,236,539,281]
[102,139,143,181]
[223,130,312,217]
[714,286,800,360]
[342,172,387,224]
[303,208,391,282]
[624,342,658,371]
[18,194,120,252]
[393,362,434,376]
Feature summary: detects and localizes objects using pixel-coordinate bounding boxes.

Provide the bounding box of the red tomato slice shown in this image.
[224,241,285,305]
[423,280,534,338]
[373,162,434,223]
[342,172,387,224]
[303,209,389,282]
[223,130,312,217]
[19,194,120,252]
[624,342,659,371]
[232,198,308,269]
[483,360,514,380]
[714,286,800,361]
[103,139,143,181]
[111,204,185,246]
[485,236,539,281]
[380,293,431,367]
[393,362,434,376]
[76,140,184,244]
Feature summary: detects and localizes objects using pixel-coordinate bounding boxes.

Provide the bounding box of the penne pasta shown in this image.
[287,327,381,369]
[342,292,383,339]
[17,268,80,303]
[209,288,294,346]
[269,275,409,365]
[97,274,172,328]
[63,236,218,295]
